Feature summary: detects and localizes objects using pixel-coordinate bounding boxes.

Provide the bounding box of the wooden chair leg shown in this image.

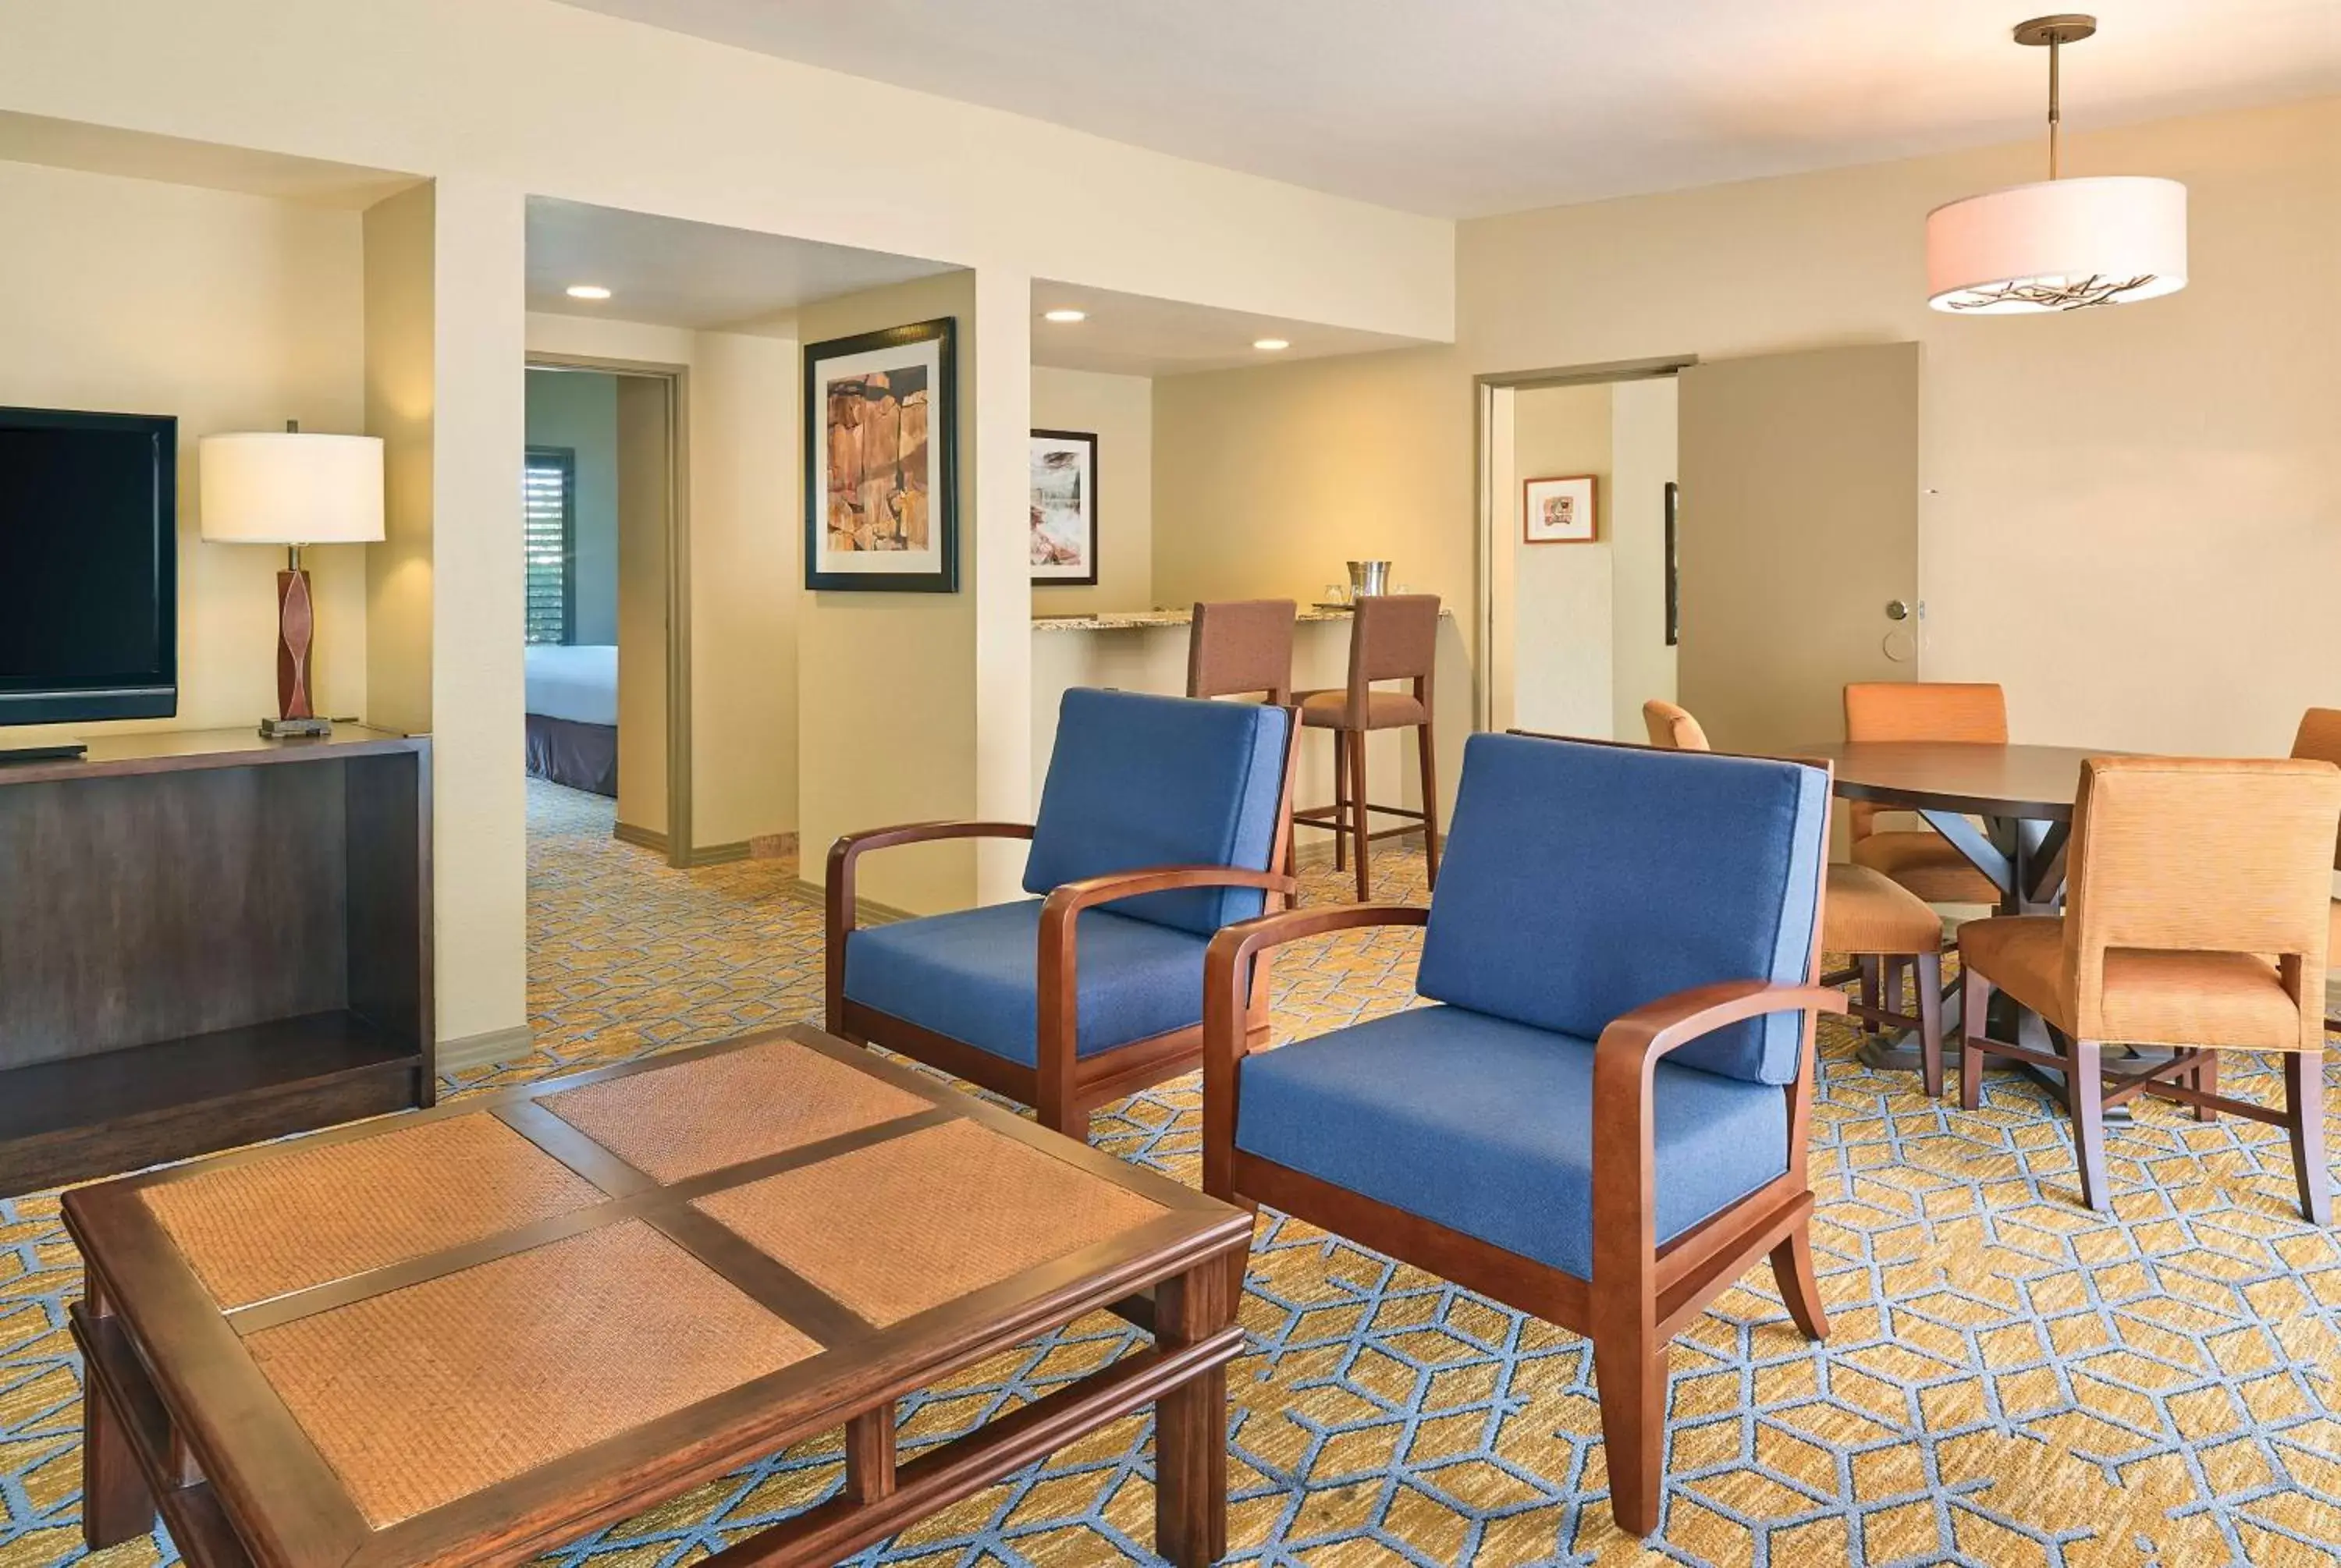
[1416,718,1441,889]
[1767,1224,1829,1340]
[2192,1053,2219,1123]
[1330,729,1348,872]
[1959,967,1988,1111]
[2283,1049,2330,1226]
[1916,951,1945,1100]
[1345,728,1371,903]
[1592,1328,1666,1538]
[1857,956,1881,1035]
[2065,1036,2111,1213]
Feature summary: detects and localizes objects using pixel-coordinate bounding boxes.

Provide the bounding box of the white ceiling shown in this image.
[554,0,2340,217]
[525,197,961,332]
[0,111,419,208]
[1029,282,1426,376]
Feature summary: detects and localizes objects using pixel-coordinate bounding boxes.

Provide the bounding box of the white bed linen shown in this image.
[524,644,618,727]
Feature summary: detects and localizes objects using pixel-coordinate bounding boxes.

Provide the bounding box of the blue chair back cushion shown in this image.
[1025,688,1290,937]
[844,899,1210,1067]
[1234,1005,1789,1280]
[1416,733,1827,1085]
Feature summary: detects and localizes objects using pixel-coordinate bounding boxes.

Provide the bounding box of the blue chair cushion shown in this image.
[1416,733,1828,1085]
[1024,688,1290,938]
[843,899,1210,1068]
[1234,1004,1789,1280]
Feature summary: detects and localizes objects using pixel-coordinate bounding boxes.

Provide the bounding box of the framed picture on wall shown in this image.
[803,317,957,593]
[1523,474,1597,545]
[1664,479,1680,645]
[1030,429,1098,586]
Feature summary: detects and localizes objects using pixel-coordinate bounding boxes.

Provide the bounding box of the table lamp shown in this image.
[199,423,385,737]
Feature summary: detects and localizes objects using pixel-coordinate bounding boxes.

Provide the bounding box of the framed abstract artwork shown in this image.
[1522,474,1597,545]
[804,317,957,593]
[1030,429,1098,586]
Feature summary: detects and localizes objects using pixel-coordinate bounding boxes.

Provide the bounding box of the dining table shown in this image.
[1796,739,2165,1116]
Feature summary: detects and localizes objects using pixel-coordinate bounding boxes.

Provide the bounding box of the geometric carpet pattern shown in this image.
[3,777,2339,1568]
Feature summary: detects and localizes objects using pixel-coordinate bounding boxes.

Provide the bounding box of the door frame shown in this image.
[1471,355,1695,733]
[524,353,694,869]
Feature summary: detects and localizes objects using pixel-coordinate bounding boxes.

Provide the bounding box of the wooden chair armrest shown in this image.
[826,820,1034,935]
[1042,864,1298,921]
[1199,903,1430,1198]
[823,821,1034,1033]
[1589,978,1847,1282]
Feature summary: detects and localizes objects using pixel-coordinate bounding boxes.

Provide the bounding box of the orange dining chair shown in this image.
[2292,707,2341,1037]
[1647,699,1948,1092]
[1956,754,2341,1220]
[1843,682,2008,906]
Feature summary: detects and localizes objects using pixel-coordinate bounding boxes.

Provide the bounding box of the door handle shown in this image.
[1885,599,1910,621]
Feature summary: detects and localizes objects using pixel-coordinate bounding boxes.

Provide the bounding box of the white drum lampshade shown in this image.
[199,431,384,545]
[1927,175,2187,314]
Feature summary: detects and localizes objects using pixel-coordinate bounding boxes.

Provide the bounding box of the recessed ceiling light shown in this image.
[1043,308,1087,323]
[565,284,613,301]
[1252,338,1290,351]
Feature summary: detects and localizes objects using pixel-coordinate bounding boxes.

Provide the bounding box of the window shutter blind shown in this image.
[523,448,575,645]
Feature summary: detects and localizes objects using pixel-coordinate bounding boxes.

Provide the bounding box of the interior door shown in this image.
[1675,343,1920,754]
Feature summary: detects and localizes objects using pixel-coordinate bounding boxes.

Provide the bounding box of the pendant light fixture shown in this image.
[1926,15,2187,314]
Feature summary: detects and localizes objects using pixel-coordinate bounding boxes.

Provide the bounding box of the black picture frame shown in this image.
[1029,428,1099,587]
[802,317,957,593]
[1664,480,1679,646]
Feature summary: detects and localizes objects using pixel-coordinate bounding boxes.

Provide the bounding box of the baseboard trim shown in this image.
[786,878,914,928]
[683,840,751,867]
[437,1023,535,1077]
[612,821,667,854]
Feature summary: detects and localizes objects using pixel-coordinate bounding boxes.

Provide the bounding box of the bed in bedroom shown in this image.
[524,644,618,796]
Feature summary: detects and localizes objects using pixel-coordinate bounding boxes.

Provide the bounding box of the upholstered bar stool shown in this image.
[1844,681,2009,906]
[1646,699,1950,1091]
[1292,593,1441,901]
[1185,598,1297,704]
[2291,706,2341,1035]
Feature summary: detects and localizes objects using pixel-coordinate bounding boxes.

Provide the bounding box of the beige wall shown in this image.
[1506,382,1612,738]
[1608,378,1678,740]
[0,157,368,746]
[523,314,802,852]
[613,373,670,840]
[1154,97,2340,759]
[364,183,436,740]
[797,273,986,913]
[1031,367,1153,615]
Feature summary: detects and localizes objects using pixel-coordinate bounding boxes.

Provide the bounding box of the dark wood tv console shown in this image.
[0,726,432,1196]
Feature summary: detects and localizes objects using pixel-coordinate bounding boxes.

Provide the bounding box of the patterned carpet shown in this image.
[5,777,2339,1568]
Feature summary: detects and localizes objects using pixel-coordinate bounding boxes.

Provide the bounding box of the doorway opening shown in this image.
[1475,344,1922,756]
[521,356,691,867]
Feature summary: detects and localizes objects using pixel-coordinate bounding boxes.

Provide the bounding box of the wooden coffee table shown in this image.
[65,1025,1251,1568]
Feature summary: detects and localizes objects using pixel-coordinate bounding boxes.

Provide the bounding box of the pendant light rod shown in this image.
[2012,14,2098,179]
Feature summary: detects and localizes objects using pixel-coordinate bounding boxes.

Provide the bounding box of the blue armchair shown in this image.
[828,687,1298,1141]
[1201,733,1844,1537]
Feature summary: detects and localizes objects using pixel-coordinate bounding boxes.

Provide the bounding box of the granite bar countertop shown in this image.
[1033,605,1450,631]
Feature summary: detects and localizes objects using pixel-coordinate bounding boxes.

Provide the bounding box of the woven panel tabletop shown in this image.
[139,1113,606,1308]
[694,1119,1166,1327]
[544,1034,931,1182]
[243,1221,818,1527]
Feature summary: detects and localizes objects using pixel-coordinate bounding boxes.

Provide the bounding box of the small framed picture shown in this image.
[803,317,957,593]
[1523,474,1597,545]
[1030,429,1098,586]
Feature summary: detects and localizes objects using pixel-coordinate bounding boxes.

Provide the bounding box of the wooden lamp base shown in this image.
[261,563,332,739]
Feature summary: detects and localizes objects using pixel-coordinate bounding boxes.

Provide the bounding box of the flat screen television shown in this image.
[0,406,179,726]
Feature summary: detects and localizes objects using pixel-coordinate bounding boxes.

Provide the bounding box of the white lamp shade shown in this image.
[1926,176,2187,314]
[198,432,385,545]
